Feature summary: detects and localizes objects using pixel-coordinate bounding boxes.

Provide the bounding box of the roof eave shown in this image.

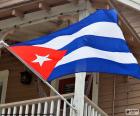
[117,0,140,11]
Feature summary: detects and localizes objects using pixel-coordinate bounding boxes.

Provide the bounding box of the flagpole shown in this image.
[0,40,76,111]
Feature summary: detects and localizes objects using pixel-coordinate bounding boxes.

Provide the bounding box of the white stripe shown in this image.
[34,22,125,50]
[55,46,137,67]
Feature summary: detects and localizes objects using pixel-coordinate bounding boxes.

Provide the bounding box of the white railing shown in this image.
[0,93,74,116]
[84,96,108,116]
[0,93,108,116]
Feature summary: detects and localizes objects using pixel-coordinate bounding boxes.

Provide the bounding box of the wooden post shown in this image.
[50,79,59,96]
[92,73,99,105]
[73,3,89,115]
[73,72,86,116]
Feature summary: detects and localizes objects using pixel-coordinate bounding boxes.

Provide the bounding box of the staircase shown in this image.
[0,93,108,116]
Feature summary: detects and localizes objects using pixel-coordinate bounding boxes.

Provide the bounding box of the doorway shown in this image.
[58,74,94,99]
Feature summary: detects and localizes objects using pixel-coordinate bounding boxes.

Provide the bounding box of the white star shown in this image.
[32,54,52,66]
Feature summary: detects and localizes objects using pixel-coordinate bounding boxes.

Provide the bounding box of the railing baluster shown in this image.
[56,99,61,116]
[25,105,29,116]
[50,100,54,116]
[19,105,23,116]
[7,107,11,116]
[63,101,66,116]
[1,108,5,116]
[31,104,35,116]
[91,108,95,116]
[13,106,17,116]
[84,102,88,116]
[43,102,48,115]
[88,105,91,116]
[37,103,41,116]
[69,98,73,116]
[95,110,98,116]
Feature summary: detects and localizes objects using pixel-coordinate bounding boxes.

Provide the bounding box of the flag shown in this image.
[9,9,140,81]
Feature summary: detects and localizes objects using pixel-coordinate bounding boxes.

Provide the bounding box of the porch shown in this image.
[0,0,140,116]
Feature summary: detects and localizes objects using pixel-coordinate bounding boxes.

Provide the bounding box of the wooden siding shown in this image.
[99,74,140,116]
[0,49,49,103]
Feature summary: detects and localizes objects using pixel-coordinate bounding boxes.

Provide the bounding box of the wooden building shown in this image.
[0,0,140,116]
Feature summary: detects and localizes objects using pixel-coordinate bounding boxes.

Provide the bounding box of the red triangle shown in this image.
[9,46,66,80]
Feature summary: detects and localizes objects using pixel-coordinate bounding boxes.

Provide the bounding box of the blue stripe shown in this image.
[59,35,130,54]
[14,9,118,46]
[47,58,140,81]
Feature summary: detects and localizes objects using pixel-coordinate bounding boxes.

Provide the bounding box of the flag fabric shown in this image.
[9,9,140,81]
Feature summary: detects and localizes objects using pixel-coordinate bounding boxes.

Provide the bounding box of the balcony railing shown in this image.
[0,93,108,116]
[84,96,108,116]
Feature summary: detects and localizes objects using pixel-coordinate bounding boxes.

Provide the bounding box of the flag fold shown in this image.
[9,9,140,81]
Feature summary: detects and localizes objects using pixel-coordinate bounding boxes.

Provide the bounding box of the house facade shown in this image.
[0,0,140,116]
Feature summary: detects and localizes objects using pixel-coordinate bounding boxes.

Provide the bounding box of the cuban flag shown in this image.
[9,9,140,81]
